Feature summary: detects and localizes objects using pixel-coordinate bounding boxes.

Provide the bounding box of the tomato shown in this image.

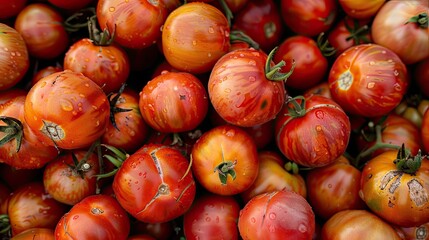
[306,155,366,220]
[0,180,11,215]
[190,124,259,196]
[0,0,27,19]
[6,182,68,236]
[273,35,328,90]
[54,194,130,240]
[321,210,402,239]
[0,23,29,91]
[97,0,167,49]
[275,94,351,168]
[102,87,150,153]
[183,193,240,239]
[31,65,63,87]
[415,57,429,98]
[24,70,110,150]
[338,0,386,19]
[371,0,429,64]
[211,0,249,13]
[395,222,429,240]
[10,228,54,240]
[238,190,315,240]
[47,0,93,10]
[208,48,290,127]
[139,71,209,133]
[280,0,338,37]
[233,0,284,52]
[328,43,409,118]
[43,149,100,205]
[241,151,307,203]
[112,143,196,223]
[360,147,429,227]
[304,81,332,99]
[130,220,174,240]
[241,120,275,150]
[14,3,69,59]
[423,109,429,154]
[0,164,42,191]
[162,2,230,74]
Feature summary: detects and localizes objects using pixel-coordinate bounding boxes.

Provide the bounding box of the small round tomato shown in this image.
[0,0,27,19]
[238,190,315,240]
[328,43,409,118]
[54,194,130,240]
[24,70,110,150]
[190,124,259,196]
[338,0,386,19]
[360,147,429,227]
[10,227,54,240]
[304,81,332,99]
[31,65,63,87]
[275,94,351,168]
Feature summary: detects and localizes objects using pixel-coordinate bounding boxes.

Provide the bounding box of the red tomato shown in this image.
[0,164,42,191]
[423,109,429,154]
[139,71,209,133]
[0,180,11,215]
[371,0,429,64]
[0,23,29,91]
[306,155,366,220]
[54,194,130,240]
[183,193,240,239]
[97,0,167,49]
[338,0,386,19]
[113,143,196,223]
[24,70,110,150]
[210,0,249,13]
[0,0,27,19]
[273,35,328,90]
[304,81,332,99]
[14,3,69,59]
[208,48,288,127]
[394,222,429,240]
[321,210,402,239]
[10,227,54,240]
[328,43,409,117]
[47,0,93,10]
[360,148,429,227]
[162,2,230,74]
[7,182,68,236]
[238,190,315,240]
[280,0,338,37]
[275,94,351,168]
[31,65,62,87]
[130,220,174,240]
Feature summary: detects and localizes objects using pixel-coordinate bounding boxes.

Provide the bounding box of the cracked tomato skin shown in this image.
[23,70,110,150]
[360,150,429,227]
[328,43,409,118]
[112,143,196,223]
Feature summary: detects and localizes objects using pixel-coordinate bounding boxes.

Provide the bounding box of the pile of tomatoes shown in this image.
[0,0,429,239]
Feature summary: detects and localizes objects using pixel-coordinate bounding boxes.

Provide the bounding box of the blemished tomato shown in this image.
[0,0,27,19]
[162,2,230,74]
[275,94,351,168]
[338,0,386,19]
[241,151,307,203]
[10,228,54,240]
[54,194,130,240]
[360,148,429,227]
[371,0,429,64]
[113,143,196,223]
[280,0,338,37]
[238,190,316,240]
[139,71,209,133]
[7,182,68,236]
[0,23,29,91]
[321,210,402,240]
[305,155,366,220]
[183,193,240,239]
[97,0,167,49]
[14,3,69,59]
[23,70,110,150]
[422,108,429,154]
[190,124,259,196]
[328,43,409,118]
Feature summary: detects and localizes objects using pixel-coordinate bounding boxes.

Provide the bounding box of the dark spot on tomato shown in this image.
[261,100,267,110]
[180,94,186,100]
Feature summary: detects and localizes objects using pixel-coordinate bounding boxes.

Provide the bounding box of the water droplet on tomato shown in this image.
[205,217,211,222]
[393,83,402,91]
[315,125,322,131]
[248,60,256,66]
[208,53,212,57]
[298,224,307,233]
[208,27,214,33]
[192,40,197,46]
[224,88,231,93]
[73,215,79,220]
[269,225,276,233]
[3,47,8,51]
[60,99,73,111]
[393,70,399,76]
[109,7,115,12]
[367,82,375,89]
[250,217,256,223]
[269,212,276,220]
[369,61,375,65]
[315,110,324,119]
[249,76,256,82]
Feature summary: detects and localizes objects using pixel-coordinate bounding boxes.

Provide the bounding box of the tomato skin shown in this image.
[423,109,429,154]
[0,23,29,91]
[24,70,110,150]
[31,65,63,86]
[328,43,409,118]
[63,38,131,94]
[394,222,429,240]
[14,3,69,59]
[275,94,351,168]
[273,35,328,90]
[97,0,167,49]
[238,190,315,240]
[162,2,230,74]
[208,48,286,127]
[371,0,429,64]
[306,155,366,220]
[360,150,429,227]
[10,227,54,240]
[0,0,27,19]
[54,194,130,240]
[190,124,259,196]
[183,193,240,239]
[113,143,196,223]
[321,210,402,240]
[139,71,209,133]
[280,0,337,37]
[338,0,386,19]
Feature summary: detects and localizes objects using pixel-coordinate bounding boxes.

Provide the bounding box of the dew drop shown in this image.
[205,217,211,222]
[393,70,399,76]
[393,83,402,91]
[208,53,212,57]
[60,99,74,111]
[248,76,256,82]
[315,110,324,119]
[208,27,214,33]
[73,215,79,220]
[315,125,322,131]
[109,7,115,12]
[224,88,231,93]
[269,212,276,220]
[192,40,197,46]
[367,82,375,89]
[250,217,256,223]
[369,61,375,65]
[298,224,307,233]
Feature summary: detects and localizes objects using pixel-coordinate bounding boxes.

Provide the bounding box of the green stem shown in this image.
[406,12,428,28]
[0,214,10,235]
[217,0,233,28]
[265,47,295,81]
[0,117,23,152]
